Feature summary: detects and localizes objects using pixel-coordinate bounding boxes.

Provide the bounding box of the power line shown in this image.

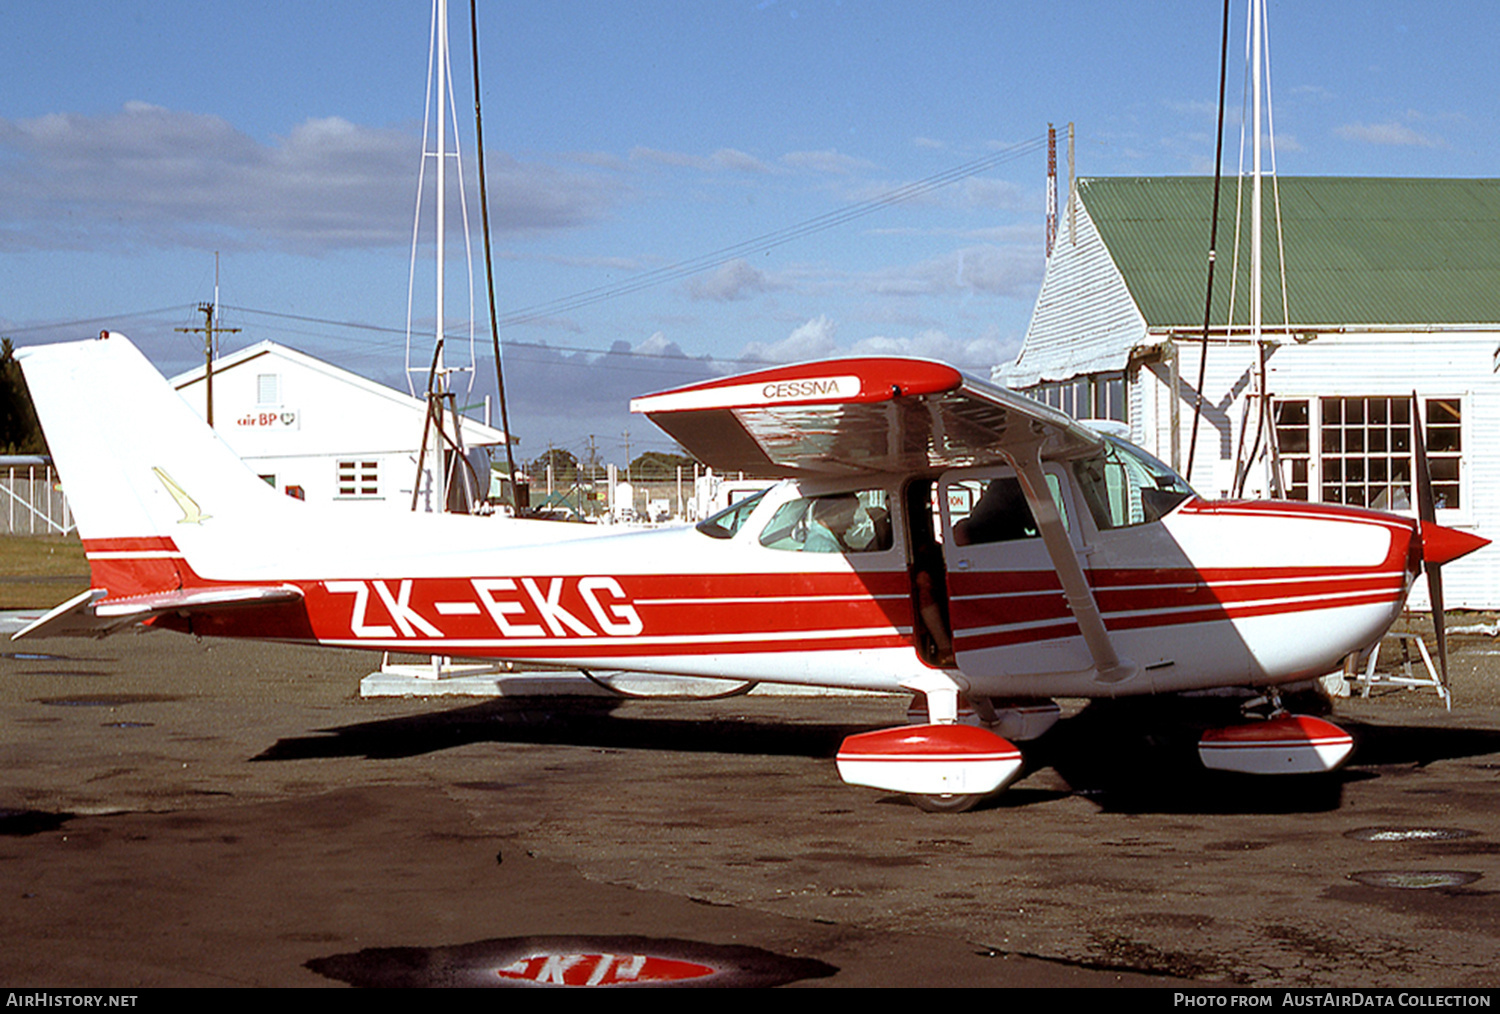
[5,305,198,335]
[221,305,741,368]
[489,134,1049,329]
[24,136,1048,378]
[226,133,1048,355]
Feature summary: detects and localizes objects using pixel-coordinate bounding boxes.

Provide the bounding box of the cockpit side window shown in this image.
[758,490,893,554]
[948,474,1069,545]
[1072,438,1195,530]
[696,489,768,540]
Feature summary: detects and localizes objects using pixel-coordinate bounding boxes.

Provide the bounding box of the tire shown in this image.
[908,792,985,813]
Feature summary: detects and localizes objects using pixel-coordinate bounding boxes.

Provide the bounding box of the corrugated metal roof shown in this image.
[1079,177,1500,328]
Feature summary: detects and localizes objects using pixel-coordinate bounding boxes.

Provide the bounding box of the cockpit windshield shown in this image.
[1072,438,1196,530]
[695,489,769,540]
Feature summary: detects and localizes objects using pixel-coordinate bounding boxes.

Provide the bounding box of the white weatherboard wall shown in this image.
[172,342,508,513]
[1006,199,1146,388]
[1135,331,1499,610]
[1001,177,1500,610]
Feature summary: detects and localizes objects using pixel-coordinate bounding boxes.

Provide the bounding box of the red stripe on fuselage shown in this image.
[85,510,1415,669]
[81,536,186,599]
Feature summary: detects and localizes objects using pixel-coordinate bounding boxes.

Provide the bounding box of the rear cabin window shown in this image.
[947,474,1068,545]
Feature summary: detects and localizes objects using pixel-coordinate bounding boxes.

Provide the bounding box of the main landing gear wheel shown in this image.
[908,792,986,813]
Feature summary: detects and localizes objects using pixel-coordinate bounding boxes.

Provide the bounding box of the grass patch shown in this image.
[0,535,89,609]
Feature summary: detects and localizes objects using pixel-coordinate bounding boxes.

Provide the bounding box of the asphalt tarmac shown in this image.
[1,623,1498,988]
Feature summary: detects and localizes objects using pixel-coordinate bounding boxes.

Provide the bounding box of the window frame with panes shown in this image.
[335,459,381,500]
[1272,395,1464,519]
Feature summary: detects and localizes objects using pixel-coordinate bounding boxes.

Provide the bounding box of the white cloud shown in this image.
[740,315,839,363]
[1164,99,1218,117]
[737,317,1017,373]
[684,258,784,302]
[955,177,1025,211]
[635,331,684,357]
[1290,84,1337,102]
[628,146,773,173]
[860,245,1044,300]
[845,328,1014,371]
[0,104,625,252]
[840,175,1024,212]
[709,148,773,174]
[1335,121,1442,147]
[780,149,879,175]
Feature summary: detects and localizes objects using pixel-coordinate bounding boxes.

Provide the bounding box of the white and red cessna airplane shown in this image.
[14,333,1489,811]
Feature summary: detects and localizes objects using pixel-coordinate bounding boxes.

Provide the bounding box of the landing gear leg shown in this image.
[836,673,1023,812]
[904,672,988,813]
[903,670,961,723]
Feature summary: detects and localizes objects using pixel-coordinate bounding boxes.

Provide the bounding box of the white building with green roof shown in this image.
[999,176,1500,608]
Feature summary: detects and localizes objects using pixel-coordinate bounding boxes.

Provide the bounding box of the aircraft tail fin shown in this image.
[16,333,298,622]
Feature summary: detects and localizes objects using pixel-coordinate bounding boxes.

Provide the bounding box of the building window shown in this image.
[1273,396,1461,511]
[337,460,380,498]
[257,373,281,405]
[1025,371,1126,423]
[1273,400,1312,501]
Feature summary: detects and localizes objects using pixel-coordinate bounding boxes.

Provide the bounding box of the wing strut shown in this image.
[1008,440,1136,686]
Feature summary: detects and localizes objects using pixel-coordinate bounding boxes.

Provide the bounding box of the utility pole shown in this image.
[176,302,240,427]
[1045,123,1057,259]
[585,435,598,516]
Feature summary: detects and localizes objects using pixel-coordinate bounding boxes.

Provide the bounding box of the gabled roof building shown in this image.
[999,177,1500,607]
[172,341,510,512]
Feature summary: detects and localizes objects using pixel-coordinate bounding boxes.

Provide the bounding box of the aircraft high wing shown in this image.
[15,334,1490,811]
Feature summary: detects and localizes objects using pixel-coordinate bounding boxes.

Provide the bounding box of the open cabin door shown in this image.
[939,465,1094,680]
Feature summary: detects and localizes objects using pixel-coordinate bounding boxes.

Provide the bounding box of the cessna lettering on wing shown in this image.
[760,378,848,400]
[325,577,643,639]
[628,374,860,414]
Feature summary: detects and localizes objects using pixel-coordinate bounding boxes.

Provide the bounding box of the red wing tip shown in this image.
[630,358,963,414]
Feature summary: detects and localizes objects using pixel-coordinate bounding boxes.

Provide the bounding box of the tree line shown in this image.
[524,448,697,483]
[0,339,47,456]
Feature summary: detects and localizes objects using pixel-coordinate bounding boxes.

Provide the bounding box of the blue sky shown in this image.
[3,1,1495,464]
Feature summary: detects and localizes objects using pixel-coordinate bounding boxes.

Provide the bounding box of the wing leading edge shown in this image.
[630,357,1102,477]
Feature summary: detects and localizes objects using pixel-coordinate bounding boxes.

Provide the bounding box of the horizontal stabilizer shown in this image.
[13,585,304,641]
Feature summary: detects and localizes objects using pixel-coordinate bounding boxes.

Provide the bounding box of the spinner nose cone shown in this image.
[1421,522,1490,567]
